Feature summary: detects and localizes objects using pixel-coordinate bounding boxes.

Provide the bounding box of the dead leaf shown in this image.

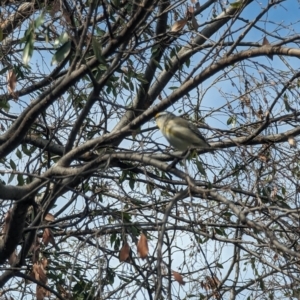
[36,285,49,300]
[171,19,187,32]
[42,228,51,246]
[33,263,47,284]
[50,0,61,17]
[137,233,149,259]
[206,275,220,289]
[258,154,269,162]
[44,213,55,222]
[288,136,297,148]
[42,228,57,249]
[262,36,273,60]
[30,237,41,263]
[119,242,131,262]
[201,280,210,291]
[7,70,16,94]
[26,270,36,284]
[57,284,71,299]
[172,271,185,285]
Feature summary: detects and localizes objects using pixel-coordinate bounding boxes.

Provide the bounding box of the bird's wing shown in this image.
[188,122,210,144]
[167,117,210,147]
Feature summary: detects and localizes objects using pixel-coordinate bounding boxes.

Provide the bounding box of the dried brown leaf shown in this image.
[42,228,51,246]
[50,0,60,17]
[7,70,16,94]
[258,154,269,162]
[137,233,149,259]
[206,275,220,289]
[172,271,185,285]
[119,242,131,262]
[44,213,55,222]
[25,270,35,284]
[57,284,71,298]
[212,275,220,288]
[201,280,210,291]
[36,285,48,300]
[171,19,187,32]
[42,228,56,248]
[33,263,47,284]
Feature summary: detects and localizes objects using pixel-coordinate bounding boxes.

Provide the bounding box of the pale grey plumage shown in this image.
[155,112,211,151]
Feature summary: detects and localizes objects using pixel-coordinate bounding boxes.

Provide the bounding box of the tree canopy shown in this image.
[1,0,300,299]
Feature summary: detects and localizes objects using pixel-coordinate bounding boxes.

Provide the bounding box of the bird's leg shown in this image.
[167,150,188,170]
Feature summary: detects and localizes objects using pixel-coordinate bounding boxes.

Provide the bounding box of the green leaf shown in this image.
[16,149,22,159]
[8,173,14,184]
[230,1,242,8]
[22,144,31,156]
[92,38,106,63]
[136,74,148,84]
[146,183,154,194]
[185,57,190,68]
[129,81,134,91]
[17,174,24,186]
[110,233,117,246]
[54,32,69,46]
[34,13,45,28]
[259,278,265,291]
[215,228,225,236]
[51,41,71,65]
[283,94,291,112]
[0,28,3,42]
[129,177,135,190]
[23,38,34,65]
[0,101,10,111]
[129,172,135,190]
[152,58,163,70]
[195,160,206,176]
[0,66,9,76]
[119,170,127,183]
[151,45,160,54]
[10,159,16,170]
[227,116,233,125]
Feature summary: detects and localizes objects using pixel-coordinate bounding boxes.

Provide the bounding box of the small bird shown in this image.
[155,112,211,151]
